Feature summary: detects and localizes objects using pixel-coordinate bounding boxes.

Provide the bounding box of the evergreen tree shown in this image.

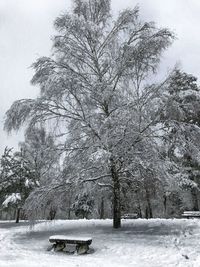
[0,147,38,222]
[160,69,200,211]
[72,192,94,219]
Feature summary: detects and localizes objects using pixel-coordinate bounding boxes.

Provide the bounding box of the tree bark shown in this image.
[136,191,142,218]
[68,207,71,219]
[191,188,199,211]
[100,197,104,219]
[163,194,167,217]
[111,160,121,228]
[191,176,200,211]
[48,207,56,220]
[15,208,21,223]
[145,188,153,218]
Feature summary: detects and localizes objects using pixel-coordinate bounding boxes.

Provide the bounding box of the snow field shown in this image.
[0,219,200,267]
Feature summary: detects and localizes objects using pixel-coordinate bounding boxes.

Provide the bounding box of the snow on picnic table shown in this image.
[0,219,200,267]
[49,235,92,242]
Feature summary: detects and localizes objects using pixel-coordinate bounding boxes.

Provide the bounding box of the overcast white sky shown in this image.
[0,0,200,155]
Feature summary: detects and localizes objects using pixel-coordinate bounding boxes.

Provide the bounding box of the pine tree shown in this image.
[0,147,38,222]
[160,69,200,211]
[72,192,94,219]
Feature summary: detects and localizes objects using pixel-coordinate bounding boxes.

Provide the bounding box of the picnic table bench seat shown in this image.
[122,213,139,219]
[182,211,200,219]
[49,235,92,254]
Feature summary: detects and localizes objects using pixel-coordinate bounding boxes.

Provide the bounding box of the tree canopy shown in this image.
[4,0,200,227]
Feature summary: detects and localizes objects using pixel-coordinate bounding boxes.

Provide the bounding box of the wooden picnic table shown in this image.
[182,211,200,219]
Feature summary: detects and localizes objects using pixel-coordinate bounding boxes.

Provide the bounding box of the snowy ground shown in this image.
[0,219,200,267]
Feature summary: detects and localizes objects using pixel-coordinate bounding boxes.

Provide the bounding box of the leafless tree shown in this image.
[4,0,174,228]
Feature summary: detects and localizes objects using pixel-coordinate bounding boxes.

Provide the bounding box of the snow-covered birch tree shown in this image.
[4,0,174,228]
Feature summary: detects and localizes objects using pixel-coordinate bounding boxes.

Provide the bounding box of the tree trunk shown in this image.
[145,206,149,219]
[136,191,142,218]
[145,188,153,218]
[68,197,71,219]
[15,208,21,223]
[111,160,121,228]
[49,207,56,220]
[113,182,121,228]
[13,208,17,221]
[191,188,199,211]
[68,208,71,219]
[191,176,200,211]
[100,197,104,219]
[163,194,167,217]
